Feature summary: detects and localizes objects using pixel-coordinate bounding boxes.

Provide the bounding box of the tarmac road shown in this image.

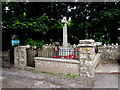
[2,68,93,88]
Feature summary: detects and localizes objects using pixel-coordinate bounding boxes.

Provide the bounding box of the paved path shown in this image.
[94,60,119,88]
[95,60,119,73]
[94,74,119,88]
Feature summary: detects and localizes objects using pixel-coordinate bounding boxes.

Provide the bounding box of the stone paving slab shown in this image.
[94,59,119,89]
[94,74,118,88]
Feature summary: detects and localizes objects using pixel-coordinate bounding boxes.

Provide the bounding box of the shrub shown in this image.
[24,38,44,48]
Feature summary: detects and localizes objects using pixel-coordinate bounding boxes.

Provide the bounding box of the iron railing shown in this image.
[36,47,79,60]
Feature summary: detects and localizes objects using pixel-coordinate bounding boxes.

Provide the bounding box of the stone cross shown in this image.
[61,17,68,47]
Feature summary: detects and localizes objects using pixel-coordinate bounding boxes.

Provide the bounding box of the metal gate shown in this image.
[26,48,36,67]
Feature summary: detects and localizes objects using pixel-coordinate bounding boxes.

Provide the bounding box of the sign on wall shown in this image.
[11,40,20,46]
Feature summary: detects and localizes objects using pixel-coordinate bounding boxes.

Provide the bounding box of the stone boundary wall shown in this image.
[98,45,120,60]
[41,44,120,60]
[35,53,101,78]
[35,57,80,75]
[79,53,101,78]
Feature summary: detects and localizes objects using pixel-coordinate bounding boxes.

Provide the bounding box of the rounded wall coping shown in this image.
[35,57,80,64]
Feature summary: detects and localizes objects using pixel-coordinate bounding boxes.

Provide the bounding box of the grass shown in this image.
[14,67,80,79]
[90,79,95,85]
[65,73,79,78]
[31,70,59,76]
[48,73,58,76]
[32,70,41,73]
[15,68,23,70]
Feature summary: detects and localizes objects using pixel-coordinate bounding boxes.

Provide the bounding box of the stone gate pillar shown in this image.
[78,39,96,78]
[14,46,27,69]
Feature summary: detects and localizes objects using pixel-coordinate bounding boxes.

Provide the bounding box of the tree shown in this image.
[2,2,120,50]
[2,2,50,49]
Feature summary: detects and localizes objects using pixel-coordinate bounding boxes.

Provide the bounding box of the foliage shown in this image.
[65,73,79,78]
[15,68,23,70]
[24,38,44,48]
[90,79,95,85]
[49,73,58,76]
[52,21,63,29]
[2,2,120,50]
[8,15,49,32]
